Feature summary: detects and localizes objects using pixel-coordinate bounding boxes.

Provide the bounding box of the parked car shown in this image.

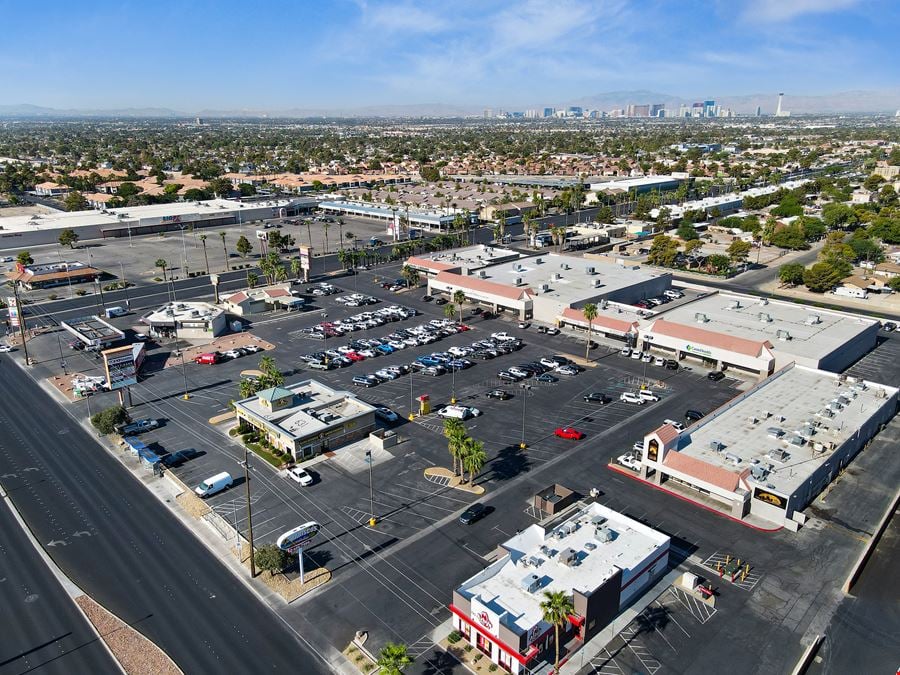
[497,371,521,382]
[654,356,666,367]
[485,389,511,400]
[287,467,314,486]
[352,375,379,387]
[194,352,221,365]
[882,322,897,332]
[663,418,686,431]
[116,418,159,435]
[583,392,610,404]
[664,359,679,370]
[619,392,645,405]
[160,449,201,468]
[617,453,640,471]
[194,472,233,498]
[554,427,585,440]
[684,409,705,422]
[535,373,558,383]
[637,390,660,402]
[435,297,448,305]
[555,365,579,376]
[459,503,488,525]
[707,371,725,381]
[375,407,400,423]
[620,347,632,357]
[243,344,262,354]
[223,349,243,359]
[0,345,14,353]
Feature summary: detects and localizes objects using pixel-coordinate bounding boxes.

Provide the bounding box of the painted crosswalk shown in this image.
[664,586,717,624]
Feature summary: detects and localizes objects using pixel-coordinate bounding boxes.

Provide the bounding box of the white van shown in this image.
[832,286,867,299]
[105,306,127,318]
[194,472,233,498]
[438,405,471,420]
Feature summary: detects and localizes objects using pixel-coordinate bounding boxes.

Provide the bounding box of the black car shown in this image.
[435,297,448,305]
[685,409,705,422]
[470,307,483,315]
[459,503,488,525]
[422,295,433,302]
[161,449,202,468]
[583,392,610,404]
[883,322,897,332]
[707,371,725,381]
[664,359,679,370]
[486,389,511,400]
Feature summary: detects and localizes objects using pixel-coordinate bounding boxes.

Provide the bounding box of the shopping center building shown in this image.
[451,502,670,673]
[141,302,227,340]
[635,364,898,530]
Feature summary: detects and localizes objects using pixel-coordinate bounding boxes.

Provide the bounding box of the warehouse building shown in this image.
[427,253,671,322]
[233,380,376,461]
[639,292,879,376]
[635,364,898,530]
[451,502,670,674]
[0,198,315,247]
[141,302,227,340]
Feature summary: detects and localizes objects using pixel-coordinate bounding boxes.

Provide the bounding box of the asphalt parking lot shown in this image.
[18,266,900,673]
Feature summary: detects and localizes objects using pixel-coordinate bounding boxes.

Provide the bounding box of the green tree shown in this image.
[460,436,486,486]
[888,277,900,292]
[58,228,79,248]
[443,418,466,477]
[706,254,731,274]
[819,232,855,277]
[116,182,142,199]
[155,258,168,282]
[16,250,34,266]
[676,222,699,241]
[253,544,290,577]
[540,590,575,675]
[770,224,809,250]
[443,303,457,321]
[236,235,253,259]
[798,216,826,242]
[779,263,806,286]
[453,290,466,321]
[290,257,302,280]
[239,377,260,399]
[822,202,859,230]
[595,205,614,224]
[64,191,88,212]
[419,165,441,182]
[655,207,672,232]
[647,235,678,267]
[771,194,803,217]
[400,265,420,288]
[91,405,130,435]
[183,187,210,201]
[848,237,884,264]
[683,239,703,255]
[803,262,842,293]
[206,177,233,197]
[582,302,598,363]
[727,239,751,264]
[376,642,413,675]
[238,183,256,196]
[246,271,259,288]
[257,355,284,389]
[863,174,885,192]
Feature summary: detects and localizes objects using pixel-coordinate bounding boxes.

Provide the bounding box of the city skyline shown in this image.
[0,0,897,111]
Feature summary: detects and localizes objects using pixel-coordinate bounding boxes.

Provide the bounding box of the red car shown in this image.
[554,427,584,440]
[345,351,365,362]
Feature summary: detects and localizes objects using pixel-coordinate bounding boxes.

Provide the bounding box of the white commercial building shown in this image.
[451,502,670,673]
[636,364,898,530]
[405,244,522,277]
[140,301,227,341]
[639,292,879,376]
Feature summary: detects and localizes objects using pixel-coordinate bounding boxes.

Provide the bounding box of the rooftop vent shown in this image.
[776,330,792,341]
[535,257,543,264]
[805,314,821,325]
[594,525,614,543]
[726,300,742,310]
[724,452,742,465]
[750,465,771,481]
[514,277,523,286]
[695,313,709,323]
[520,573,542,593]
[585,266,595,275]
[592,279,602,288]
[710,440,725,452]
[539,283,550,293]
[758,312,773,323]
[769,448,790,462]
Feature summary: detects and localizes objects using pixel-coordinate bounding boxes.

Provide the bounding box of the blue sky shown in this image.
[0,0,896,110]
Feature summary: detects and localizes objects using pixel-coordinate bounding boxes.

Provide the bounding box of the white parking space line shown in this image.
[590,648,625,674]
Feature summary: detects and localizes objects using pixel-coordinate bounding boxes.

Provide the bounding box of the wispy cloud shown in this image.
[743,0,861,23]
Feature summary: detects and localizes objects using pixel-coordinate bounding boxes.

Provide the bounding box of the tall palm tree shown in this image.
[582,303,598,362]
[376,642,412,675]
[453,290,466,322]
[290,258,301,280]
[460,437,486,485]
[199,234,210,274]
[337,218,344,247]
[218,231,228,272]
[540,591,575,675]
[442,418,466,476]
[345,231,356,250]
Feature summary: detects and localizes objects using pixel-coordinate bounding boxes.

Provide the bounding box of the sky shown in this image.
[0,0,897,111]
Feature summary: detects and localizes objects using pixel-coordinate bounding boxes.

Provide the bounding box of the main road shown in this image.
[0,357,331,674]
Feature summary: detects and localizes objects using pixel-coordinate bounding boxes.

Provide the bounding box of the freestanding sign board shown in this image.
[277,521,321,584]
[7,296,19,328]
[102,344,138,390]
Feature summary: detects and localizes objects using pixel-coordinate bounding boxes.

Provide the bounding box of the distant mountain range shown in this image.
[2,89,899,119]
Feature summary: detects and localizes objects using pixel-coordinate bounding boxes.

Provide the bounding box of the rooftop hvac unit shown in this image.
[726,300,742,310]
[750,465,770,481]
[594,525,614,543]
[553,272,562,281]
[514,277,523,286]
[599,299,608,309]
[762,410,772,418]
[585,266,595,275]
[710,440,725,452]
[478,270,487,278]
[805,314,821,325]
[539,283,549,293]
[724,453,742,465]
[817,408,835,418]
[748,415,759,424]
[563,263,570,270]
[695,313,709,323]
[592,279,602,288]
[520,573,542,593]
[535,257,543,264]
[776,330,792,341]
[559,548,579,566]
[769,448,789,462]
[758,313,773,323]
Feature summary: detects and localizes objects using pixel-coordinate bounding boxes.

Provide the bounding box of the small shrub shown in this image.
[448,630,462,644]
[153,276,163,282]
[464,644,473,653]
[75,289,87,296]
[489,665,498,672]
[473,653,482,662]
[47,293,58,300]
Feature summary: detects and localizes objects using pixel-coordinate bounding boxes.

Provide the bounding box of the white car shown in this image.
[0,345,14,353]
[287,467,314,486]
[463,406,483,417]
[375,407,399,423]
[619,392,645,404]
[637,390,660,402]
[223,349,243,359]
[620,347,632,357]
[641,353,653,363]
[654,356,666,366]
[664,290,684,299]
[617,453,641,471]
[663,418,685,431]
[630,350,643,360]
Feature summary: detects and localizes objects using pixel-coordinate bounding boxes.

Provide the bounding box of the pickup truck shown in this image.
[116,418,159,435]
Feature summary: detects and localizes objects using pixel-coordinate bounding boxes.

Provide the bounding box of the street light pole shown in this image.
[12,283,30,366]
[244,448,256,578]
[409,368,415,420]
[520,383,529,449]
[119,262,131,310]
[366,448,376,527]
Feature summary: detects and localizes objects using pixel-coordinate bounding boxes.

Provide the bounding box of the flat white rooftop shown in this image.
[678,365,897,495]
[143,301,224,324]
[0,198,301,233]
[411,244,521,271]
[458,503,668,636]
[477,253,666,302]
[657,291,877,364]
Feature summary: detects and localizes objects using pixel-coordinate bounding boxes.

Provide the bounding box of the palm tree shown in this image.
[306,219,313,249]
[246,271,258,288]
[460,436,486,485]
[275,265,288,283]
[323,221,331,254]
[443,303,456,321]
[442,418,466,476]
[219,231,228,272]
[582,302,598,362]
[290,258,301,280]
[338,218,344,247]
[376,642,412,675]
[345,231,355,249]
[453,290,466,321]
[199,234,210,274]
[155,258,168,282]
[540,590,575,675]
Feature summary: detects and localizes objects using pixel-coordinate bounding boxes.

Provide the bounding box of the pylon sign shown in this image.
[277,521,320,553]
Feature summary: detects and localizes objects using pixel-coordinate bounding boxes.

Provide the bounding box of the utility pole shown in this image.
[519,383,529,449]
[366,448,376,527]
[12,283,30,366]
[244,448,255,577]
[119,262,131,310]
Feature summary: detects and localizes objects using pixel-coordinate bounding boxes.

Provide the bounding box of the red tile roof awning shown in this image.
[662,451,741,492]
[648,318,772,358]
[434,271,532,302]
[561,307,638,335]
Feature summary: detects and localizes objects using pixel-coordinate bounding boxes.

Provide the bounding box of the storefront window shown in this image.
[476,632,492,656]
